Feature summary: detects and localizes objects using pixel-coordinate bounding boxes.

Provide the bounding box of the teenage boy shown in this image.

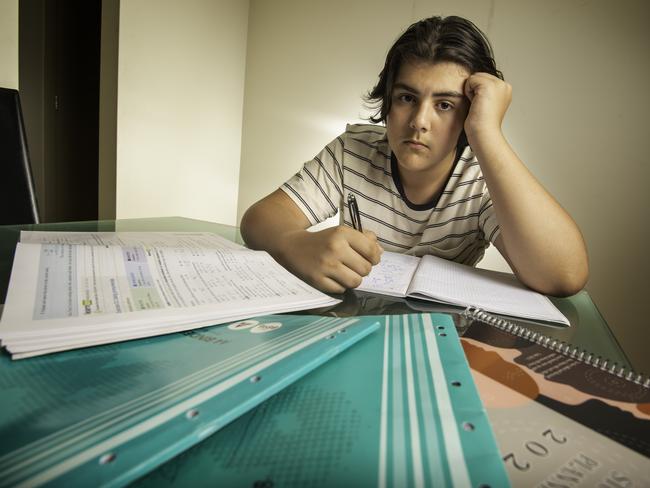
[241,15,588,296]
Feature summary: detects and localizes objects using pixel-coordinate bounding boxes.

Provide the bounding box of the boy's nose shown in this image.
[408,104,430,132]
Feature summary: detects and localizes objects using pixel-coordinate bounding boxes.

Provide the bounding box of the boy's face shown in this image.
[386,60,470,176]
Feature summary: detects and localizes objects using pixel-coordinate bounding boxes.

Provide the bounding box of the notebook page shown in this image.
[357,251,421,297]
[407,254,568,325]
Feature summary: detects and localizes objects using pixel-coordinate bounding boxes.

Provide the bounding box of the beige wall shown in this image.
[237,0,409,220]
[98,0,120,220]
[0,0,18,89]
[238,0,650,372]
[488,0,650,372]
[115,0,249,225]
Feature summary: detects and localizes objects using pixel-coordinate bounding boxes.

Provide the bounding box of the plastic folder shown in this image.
[134,313,510,487]
[0,315,379,487]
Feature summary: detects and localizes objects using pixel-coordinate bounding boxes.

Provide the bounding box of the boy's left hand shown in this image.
[463,72,512,140]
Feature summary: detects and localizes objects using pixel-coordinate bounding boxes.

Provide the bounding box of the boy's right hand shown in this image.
[279,226,383,294]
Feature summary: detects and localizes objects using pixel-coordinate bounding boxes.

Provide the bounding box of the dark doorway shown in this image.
[19,0,102,223]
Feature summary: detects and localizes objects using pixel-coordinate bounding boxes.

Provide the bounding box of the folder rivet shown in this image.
[462,422,475,432]
[99,453,116,465]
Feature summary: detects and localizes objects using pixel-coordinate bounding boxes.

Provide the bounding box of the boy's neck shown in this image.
[398,149,457,206]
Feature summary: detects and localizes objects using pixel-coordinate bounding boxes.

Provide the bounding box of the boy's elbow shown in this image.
[547,260,589,298]
[240,207,252,233]
[549,276,587,298]
[240,205,262,248]
[518,255,589,297]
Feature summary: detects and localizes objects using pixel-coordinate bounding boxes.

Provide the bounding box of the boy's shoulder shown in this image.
[341,123,389,153]
[344,123,386,139]
[336,124,391,167]
[345,124,386,136]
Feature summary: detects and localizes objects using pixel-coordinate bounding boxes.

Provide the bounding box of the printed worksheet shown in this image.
[31,243,306,320]
[20,231,243,250]
[0,233,340,358]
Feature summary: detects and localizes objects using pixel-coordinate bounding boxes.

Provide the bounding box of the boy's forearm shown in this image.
[240,190,310,262]
[471,132,589,295]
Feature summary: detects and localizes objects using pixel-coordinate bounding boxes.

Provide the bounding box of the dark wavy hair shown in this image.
[365,16,503,124]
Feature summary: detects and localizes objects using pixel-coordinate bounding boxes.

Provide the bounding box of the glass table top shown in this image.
[0,216,631,369]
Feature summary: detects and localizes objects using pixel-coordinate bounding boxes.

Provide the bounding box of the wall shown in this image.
[484,0,650,374]
[115,0,249,225]
[0,0,18,89]
[238,0,650,372]
[17,0,45,216]
[98,0,120,220]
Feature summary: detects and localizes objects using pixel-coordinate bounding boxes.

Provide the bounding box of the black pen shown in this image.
[347,193,363,232]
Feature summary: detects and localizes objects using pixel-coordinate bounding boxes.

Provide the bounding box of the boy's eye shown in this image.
[397,93,415,103]
[436,101,454,111]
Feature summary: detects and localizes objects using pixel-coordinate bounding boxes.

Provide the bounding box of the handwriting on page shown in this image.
[357,252,420,297]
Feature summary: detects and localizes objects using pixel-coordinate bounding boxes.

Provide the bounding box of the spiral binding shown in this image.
[462,307,650,389]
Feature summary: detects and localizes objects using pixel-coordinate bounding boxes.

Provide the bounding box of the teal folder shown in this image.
[0,315,379,487]
[134,313,510,487]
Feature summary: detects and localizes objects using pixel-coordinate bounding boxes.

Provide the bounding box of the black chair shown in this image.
[0,87,40,225]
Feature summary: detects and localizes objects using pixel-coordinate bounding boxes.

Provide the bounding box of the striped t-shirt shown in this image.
[281,123,501,266]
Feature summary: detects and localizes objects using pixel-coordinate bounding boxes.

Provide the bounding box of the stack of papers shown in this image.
[0,232,339,358]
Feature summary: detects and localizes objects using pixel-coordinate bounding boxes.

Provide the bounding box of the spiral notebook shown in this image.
[357,251,569,326]
[132,313,510,488]
[459,307,650,485]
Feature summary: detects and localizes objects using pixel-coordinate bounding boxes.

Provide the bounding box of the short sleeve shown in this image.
[280,134,345,226]
[478,188,501,245]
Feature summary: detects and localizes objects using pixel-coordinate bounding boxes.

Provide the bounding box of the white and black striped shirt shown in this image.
[282,123,501,265]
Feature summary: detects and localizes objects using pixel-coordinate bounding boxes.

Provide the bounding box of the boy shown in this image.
[241,15,588,296]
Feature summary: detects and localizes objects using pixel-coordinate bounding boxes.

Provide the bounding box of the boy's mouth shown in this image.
[404,139,428,149]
